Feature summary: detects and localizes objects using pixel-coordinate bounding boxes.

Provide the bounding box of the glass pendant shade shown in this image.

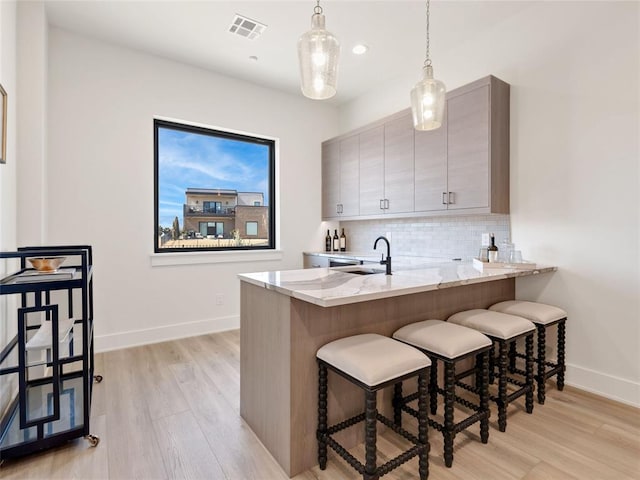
[297,11,340,100]
[411,65,446,130]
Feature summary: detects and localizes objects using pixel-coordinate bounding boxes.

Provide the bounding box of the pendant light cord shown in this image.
[424,0,432,67]
[314,0,322,15]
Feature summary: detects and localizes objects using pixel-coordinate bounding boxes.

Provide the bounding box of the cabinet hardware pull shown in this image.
[384,199,390,210]
[380,199,385,210]
[442,192,448,205]
[448,192,455,204]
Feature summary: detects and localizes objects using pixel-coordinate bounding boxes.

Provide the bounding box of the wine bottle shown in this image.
[325,230,332,252]
[332,230,339,252]
[488,233,499,263]
[339,228,347,252]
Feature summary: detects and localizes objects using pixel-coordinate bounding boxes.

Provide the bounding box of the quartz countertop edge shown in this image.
[239,262,557,308]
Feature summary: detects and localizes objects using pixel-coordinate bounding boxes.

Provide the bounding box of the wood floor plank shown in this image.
[169,360,288,480]
[102,347,168,480]
[152,410,227,479]
[2,330,638,480]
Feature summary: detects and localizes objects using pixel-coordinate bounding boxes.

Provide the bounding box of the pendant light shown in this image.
[410,0,446,130]
[297,0,340,100]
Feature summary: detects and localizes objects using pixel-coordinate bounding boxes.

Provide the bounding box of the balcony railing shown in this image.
[184,205,236,217]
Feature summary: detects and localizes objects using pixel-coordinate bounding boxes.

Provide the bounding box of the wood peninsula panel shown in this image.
[240,282,292,472]
[240,276,517,476]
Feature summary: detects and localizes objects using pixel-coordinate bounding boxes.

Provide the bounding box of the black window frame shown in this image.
[154,118,276,253]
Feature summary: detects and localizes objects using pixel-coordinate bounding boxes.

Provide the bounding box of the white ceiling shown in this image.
[45,1,536,105]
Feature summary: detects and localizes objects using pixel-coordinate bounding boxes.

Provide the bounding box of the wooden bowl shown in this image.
[28,256,66,272]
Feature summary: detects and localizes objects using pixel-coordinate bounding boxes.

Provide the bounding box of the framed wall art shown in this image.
[0,83,6,165]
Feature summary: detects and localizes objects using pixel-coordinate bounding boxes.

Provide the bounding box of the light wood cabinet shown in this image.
[414,110,448,212]
[321,141,340,218]
[383,113,415,214]
[321,135,360,219]
[339,135,360,216]
[321,75,510,220]
[445,76,510,213]
[359,126,384,215]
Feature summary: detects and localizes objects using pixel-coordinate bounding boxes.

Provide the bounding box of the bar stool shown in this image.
[316,334,431,480]
[447,309,536,432]
[392,320,492,468]
[489,300,567,404]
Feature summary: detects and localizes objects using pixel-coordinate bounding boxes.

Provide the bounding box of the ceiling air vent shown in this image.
[229,14,267,40]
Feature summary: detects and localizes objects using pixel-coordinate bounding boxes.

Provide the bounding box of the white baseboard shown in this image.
[94,315,239,353]
[566,363,640,408]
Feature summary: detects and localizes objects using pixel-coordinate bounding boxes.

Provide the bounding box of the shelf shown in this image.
[0,375,85,451]
[25,319,75,351]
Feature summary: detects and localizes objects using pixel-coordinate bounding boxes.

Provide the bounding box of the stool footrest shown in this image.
[403,403,488,436]
[326,412,366,435]
[513,351,560,369]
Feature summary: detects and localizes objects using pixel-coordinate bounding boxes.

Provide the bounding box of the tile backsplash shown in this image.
[341,214,511,260]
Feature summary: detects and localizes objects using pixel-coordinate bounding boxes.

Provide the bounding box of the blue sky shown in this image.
[157,127,270,227]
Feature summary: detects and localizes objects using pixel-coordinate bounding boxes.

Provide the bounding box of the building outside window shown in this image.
[154,119,276,252]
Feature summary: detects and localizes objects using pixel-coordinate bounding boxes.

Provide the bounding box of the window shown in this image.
[246,221,258,236]
[154,119,275,252]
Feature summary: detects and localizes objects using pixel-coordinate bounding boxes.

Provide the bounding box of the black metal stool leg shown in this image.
[317,362,328,470]
[418,372,429,480]
[479,351,490,444]
[497,341,508,432]
[364,390,378,480]
[429,357,438,415]
[443,362,455,468]
[525,334,534,414]
[557,320,566,390]
[536,324,546,404]
[393,382,403,427]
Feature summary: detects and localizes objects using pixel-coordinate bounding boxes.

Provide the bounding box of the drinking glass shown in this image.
[509,250,523,263]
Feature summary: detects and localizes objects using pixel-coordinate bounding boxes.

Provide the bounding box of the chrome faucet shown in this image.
[374,236,392,275]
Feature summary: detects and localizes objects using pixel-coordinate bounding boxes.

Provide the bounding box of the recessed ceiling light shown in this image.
[352,44,369,55]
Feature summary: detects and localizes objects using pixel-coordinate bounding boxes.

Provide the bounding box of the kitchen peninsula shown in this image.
[238,260,556,477]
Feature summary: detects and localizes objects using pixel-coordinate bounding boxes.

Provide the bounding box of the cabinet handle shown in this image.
[448,192,455,205]
[380,199,385,210]
[384,199,390,210]
[336,204,340,214]
[442,192,448,205]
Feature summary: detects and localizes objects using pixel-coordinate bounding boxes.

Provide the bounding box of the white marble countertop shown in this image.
[238,260,557,308]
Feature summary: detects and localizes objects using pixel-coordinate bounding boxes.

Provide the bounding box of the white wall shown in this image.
[35,27,338,351]
[0,0,17,418]
[339,2,639,406]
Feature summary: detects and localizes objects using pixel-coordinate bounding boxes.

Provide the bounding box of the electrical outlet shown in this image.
[215,294,224,305]
[481,233,490,246]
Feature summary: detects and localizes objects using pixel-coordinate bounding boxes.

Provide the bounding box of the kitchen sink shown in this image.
[339,267,386,275]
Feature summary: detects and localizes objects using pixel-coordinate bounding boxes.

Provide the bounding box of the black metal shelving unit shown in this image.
[0,245,100,463]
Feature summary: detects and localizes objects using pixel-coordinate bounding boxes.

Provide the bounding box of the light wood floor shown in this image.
[2,330,639,479]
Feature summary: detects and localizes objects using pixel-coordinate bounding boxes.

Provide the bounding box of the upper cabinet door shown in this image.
[446,84,490,210]
[339,135,360,216]
[359,125,385,215]
[321,141,341,218]
[384,114,415,214]
[414,110,448,212]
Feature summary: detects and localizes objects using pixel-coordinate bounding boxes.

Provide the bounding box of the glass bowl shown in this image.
[28,256,67,272]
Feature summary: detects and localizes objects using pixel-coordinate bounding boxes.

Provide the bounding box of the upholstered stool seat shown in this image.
[317,334,431,480]
[393,320,492,468]
[489,301,567,404]
[448,309,536,432]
